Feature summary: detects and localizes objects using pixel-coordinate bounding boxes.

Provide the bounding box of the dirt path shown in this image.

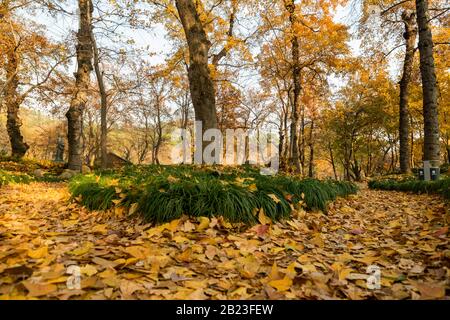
[0,182,448,299]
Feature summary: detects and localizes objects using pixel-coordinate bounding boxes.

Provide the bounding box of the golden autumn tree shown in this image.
[0,1,68,158]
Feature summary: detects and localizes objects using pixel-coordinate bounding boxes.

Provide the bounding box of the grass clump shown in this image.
[69,165,358,224]
[0,170,34,186]
[368,176,450,200]
[0,156,65,175]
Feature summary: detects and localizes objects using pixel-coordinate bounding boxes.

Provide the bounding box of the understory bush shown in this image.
[0,157,65,175]
[0,169,65,187]
[0,158,66,184]
[368,176,450,200]
[69,165,358,224]
[0,170,34,186]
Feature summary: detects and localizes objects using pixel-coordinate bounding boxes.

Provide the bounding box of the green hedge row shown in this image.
[69,165,358,224]
[368,177,450,200]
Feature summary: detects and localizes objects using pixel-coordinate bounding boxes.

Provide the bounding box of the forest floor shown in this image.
[0,182,448,300]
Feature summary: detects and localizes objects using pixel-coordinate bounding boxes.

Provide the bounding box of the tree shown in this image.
[90,29,108,169]
[399,10,417,173]
[67,0,94,171]
[415,0,440,162]
[175,0,218,154]
[283,0,302,173]
[1,3,68,158]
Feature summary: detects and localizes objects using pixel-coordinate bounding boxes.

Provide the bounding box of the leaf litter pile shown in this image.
[0,182,449,300]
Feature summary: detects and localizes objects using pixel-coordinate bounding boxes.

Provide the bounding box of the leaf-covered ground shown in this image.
[0,182,449,300]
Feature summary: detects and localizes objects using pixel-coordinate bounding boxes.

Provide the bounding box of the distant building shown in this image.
[95,152,132,168]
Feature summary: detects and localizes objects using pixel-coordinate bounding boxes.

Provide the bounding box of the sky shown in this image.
[19,0,403,120]
[30,1,365,67]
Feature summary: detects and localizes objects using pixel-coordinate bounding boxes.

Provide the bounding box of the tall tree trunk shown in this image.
[283,109,289,164]
[175,0,218,155]
[66,0,93,171]
[5,49,29,157]
[399,11,416,173]
[446,146,450,164]
[415,0,440,162]
[278,125,285,169]
[308,120,314,178]
[284,0,302,173]
[155,100,163,165]
[91,29,108,169]
[328,142,338,180]
[410,116,415,168]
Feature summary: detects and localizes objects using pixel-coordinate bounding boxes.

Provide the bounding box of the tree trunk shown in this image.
[154,99,163,165]
[5,49,29,158]
[67,0,93,171]
[446,146,450,164]
[399,11,416,173]
[91,30,108,170]
[415,0,440,162]
[175,0,218,155]
[328,142,338,180]
[284,0,302,173]
[308,120,314,177]
[410,116,415,168]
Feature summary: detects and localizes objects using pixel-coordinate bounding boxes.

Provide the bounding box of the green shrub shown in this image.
[368,176,450,200]
[69,165,358,224]
[0,156,65,175]
[0,170,34,186]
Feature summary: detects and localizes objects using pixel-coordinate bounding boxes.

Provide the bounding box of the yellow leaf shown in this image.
[177,248,192,262]
[62,220,78,227]
[22,281,57,297]
[80,264,98,277]
[98,268,117,279]
[45,276,68,284]
[128,203,139,215]
[269,262,281,280]
[297,254,311,263]
[197,217,210,231]
[310,233,325,248]
[167,219,180,232]
[413,282,446,299]
[258,208,271,225]
[230,287,248,298]
[167,175,179,183]
[28,246,48,259]
[354,256,379,265]
[184,280,208,290]
[147,225,164,238]
[182,220,196,232]
[299,264,317,273]
[339,268,353,281]
[124,246,149,259]
[217,260,235,270]
[248,183,258,192]
[69,242,94,256]
[268,277,292,291]
[285,262,297,279]
[114,206,124,217]
[92,224,108,235]
[173,235,190,243]
[268,194,281,203]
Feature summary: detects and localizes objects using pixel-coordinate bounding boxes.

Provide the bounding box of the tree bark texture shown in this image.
[66,0,93,171]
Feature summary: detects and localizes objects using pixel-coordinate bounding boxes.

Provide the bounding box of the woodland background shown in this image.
[0,0,449,180]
